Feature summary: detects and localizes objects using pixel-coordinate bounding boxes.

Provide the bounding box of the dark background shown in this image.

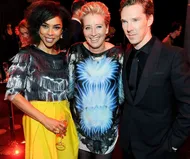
[0,0,188,47]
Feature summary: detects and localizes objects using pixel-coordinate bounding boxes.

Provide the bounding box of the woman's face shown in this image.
[82,13,109,53]
[38,16,63,51]
[19,27,30,47]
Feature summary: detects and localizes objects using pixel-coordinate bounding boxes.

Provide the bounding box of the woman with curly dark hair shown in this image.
[5,1,78,159]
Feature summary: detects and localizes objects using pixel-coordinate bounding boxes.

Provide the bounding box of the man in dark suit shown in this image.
[70,0,86,45]
[162,21,183,46]
[119,0,190,159]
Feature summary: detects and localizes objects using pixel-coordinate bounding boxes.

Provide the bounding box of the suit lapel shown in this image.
[134,39,162,105]
[123,44,133,104]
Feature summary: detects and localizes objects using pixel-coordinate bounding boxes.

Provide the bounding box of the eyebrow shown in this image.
[121,19,126,22]
[43,22,62,26]
[52,24,62,27]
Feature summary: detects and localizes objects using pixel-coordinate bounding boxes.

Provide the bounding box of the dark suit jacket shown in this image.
[70,19,84,45]
[120,38,190,159]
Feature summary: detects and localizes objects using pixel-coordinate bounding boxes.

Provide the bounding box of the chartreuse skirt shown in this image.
[22,100,79,159]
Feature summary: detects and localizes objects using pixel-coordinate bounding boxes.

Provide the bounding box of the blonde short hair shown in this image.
[79,1,111,26]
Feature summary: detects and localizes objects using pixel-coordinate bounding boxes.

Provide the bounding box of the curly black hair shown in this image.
[25,1,71,45]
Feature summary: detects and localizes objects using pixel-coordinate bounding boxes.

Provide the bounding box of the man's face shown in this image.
[7,24,12,31]
[120,3,153,49]
[175,26,182,37]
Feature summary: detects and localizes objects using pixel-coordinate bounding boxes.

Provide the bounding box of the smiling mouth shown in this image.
[90,38,99,42]
[128,34,136,36]
[45,38,54,43]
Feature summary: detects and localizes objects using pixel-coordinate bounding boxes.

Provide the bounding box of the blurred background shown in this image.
[0,0,189,158]
[0,0,188,47]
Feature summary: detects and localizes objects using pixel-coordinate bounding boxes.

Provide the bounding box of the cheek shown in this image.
[138,24,147,34]
[83,31,89,38]
[23,34,29,38]
[102,33,107,39]
[57,34,61,39]
[122,24,128,33]
[122,24,126,29]
[38,29,44,37]
[56,31,63,37]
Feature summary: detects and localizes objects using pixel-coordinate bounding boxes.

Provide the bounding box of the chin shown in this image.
[89,43,100,49]
[129,40,137,45]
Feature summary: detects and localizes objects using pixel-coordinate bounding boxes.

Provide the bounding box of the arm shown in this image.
[67,47,76,99]
[171,48,190,148]
[118,52,125,105]
[10,93,66,133]
[5,51,66,133]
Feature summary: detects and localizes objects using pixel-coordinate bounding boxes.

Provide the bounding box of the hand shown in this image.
[42,117,67,134]
[59,120,68,136]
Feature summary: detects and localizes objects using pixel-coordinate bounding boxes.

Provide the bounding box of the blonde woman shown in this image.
[17,19,31,48]
[68,2,124,159]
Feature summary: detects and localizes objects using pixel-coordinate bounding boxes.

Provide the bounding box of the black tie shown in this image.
[129,49,140,98]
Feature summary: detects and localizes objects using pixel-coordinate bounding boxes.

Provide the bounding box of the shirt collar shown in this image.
[137,36,156,54]
[71,17,81,24]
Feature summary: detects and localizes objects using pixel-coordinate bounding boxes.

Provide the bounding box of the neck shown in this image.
[134,31,152,50]
[72,11,81,22]
[37,45,58,55]
[72,17,81,24]
[85,42,106,54]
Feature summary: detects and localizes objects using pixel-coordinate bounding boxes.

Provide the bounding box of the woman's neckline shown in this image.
[82,42,115,57]
[33,45,61,56]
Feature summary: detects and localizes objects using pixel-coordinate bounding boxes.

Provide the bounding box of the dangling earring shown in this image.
[60,35,63,39]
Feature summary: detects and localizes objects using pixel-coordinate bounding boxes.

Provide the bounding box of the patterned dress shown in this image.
[5,45,68,101]
[5,45,78,159]
[68,43,124,154]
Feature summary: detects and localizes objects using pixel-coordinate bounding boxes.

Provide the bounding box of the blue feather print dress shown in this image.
[68,43,124,155]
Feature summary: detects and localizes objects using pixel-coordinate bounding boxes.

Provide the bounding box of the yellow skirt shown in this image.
[22,100,79,159]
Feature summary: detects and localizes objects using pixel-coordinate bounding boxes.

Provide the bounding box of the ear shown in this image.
[60,29,63,39]
[106,25,109,35]
[147,14,154,27]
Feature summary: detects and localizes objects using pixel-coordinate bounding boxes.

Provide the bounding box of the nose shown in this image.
[47,28,54,35]
[127,23,133,32]
[91,28,96,36]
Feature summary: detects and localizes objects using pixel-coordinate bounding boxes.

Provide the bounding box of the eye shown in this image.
[132,18,139,22]
[84,26,91,30]
[121,19,127,24]
[54,26,61,30]
[96,25,102,29]
[41,24,48,29]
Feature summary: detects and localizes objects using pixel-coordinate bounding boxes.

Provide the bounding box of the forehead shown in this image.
[83,13,105,25]
[19,27,28,33]
[121,3,145,19]
[44,16,62,25]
